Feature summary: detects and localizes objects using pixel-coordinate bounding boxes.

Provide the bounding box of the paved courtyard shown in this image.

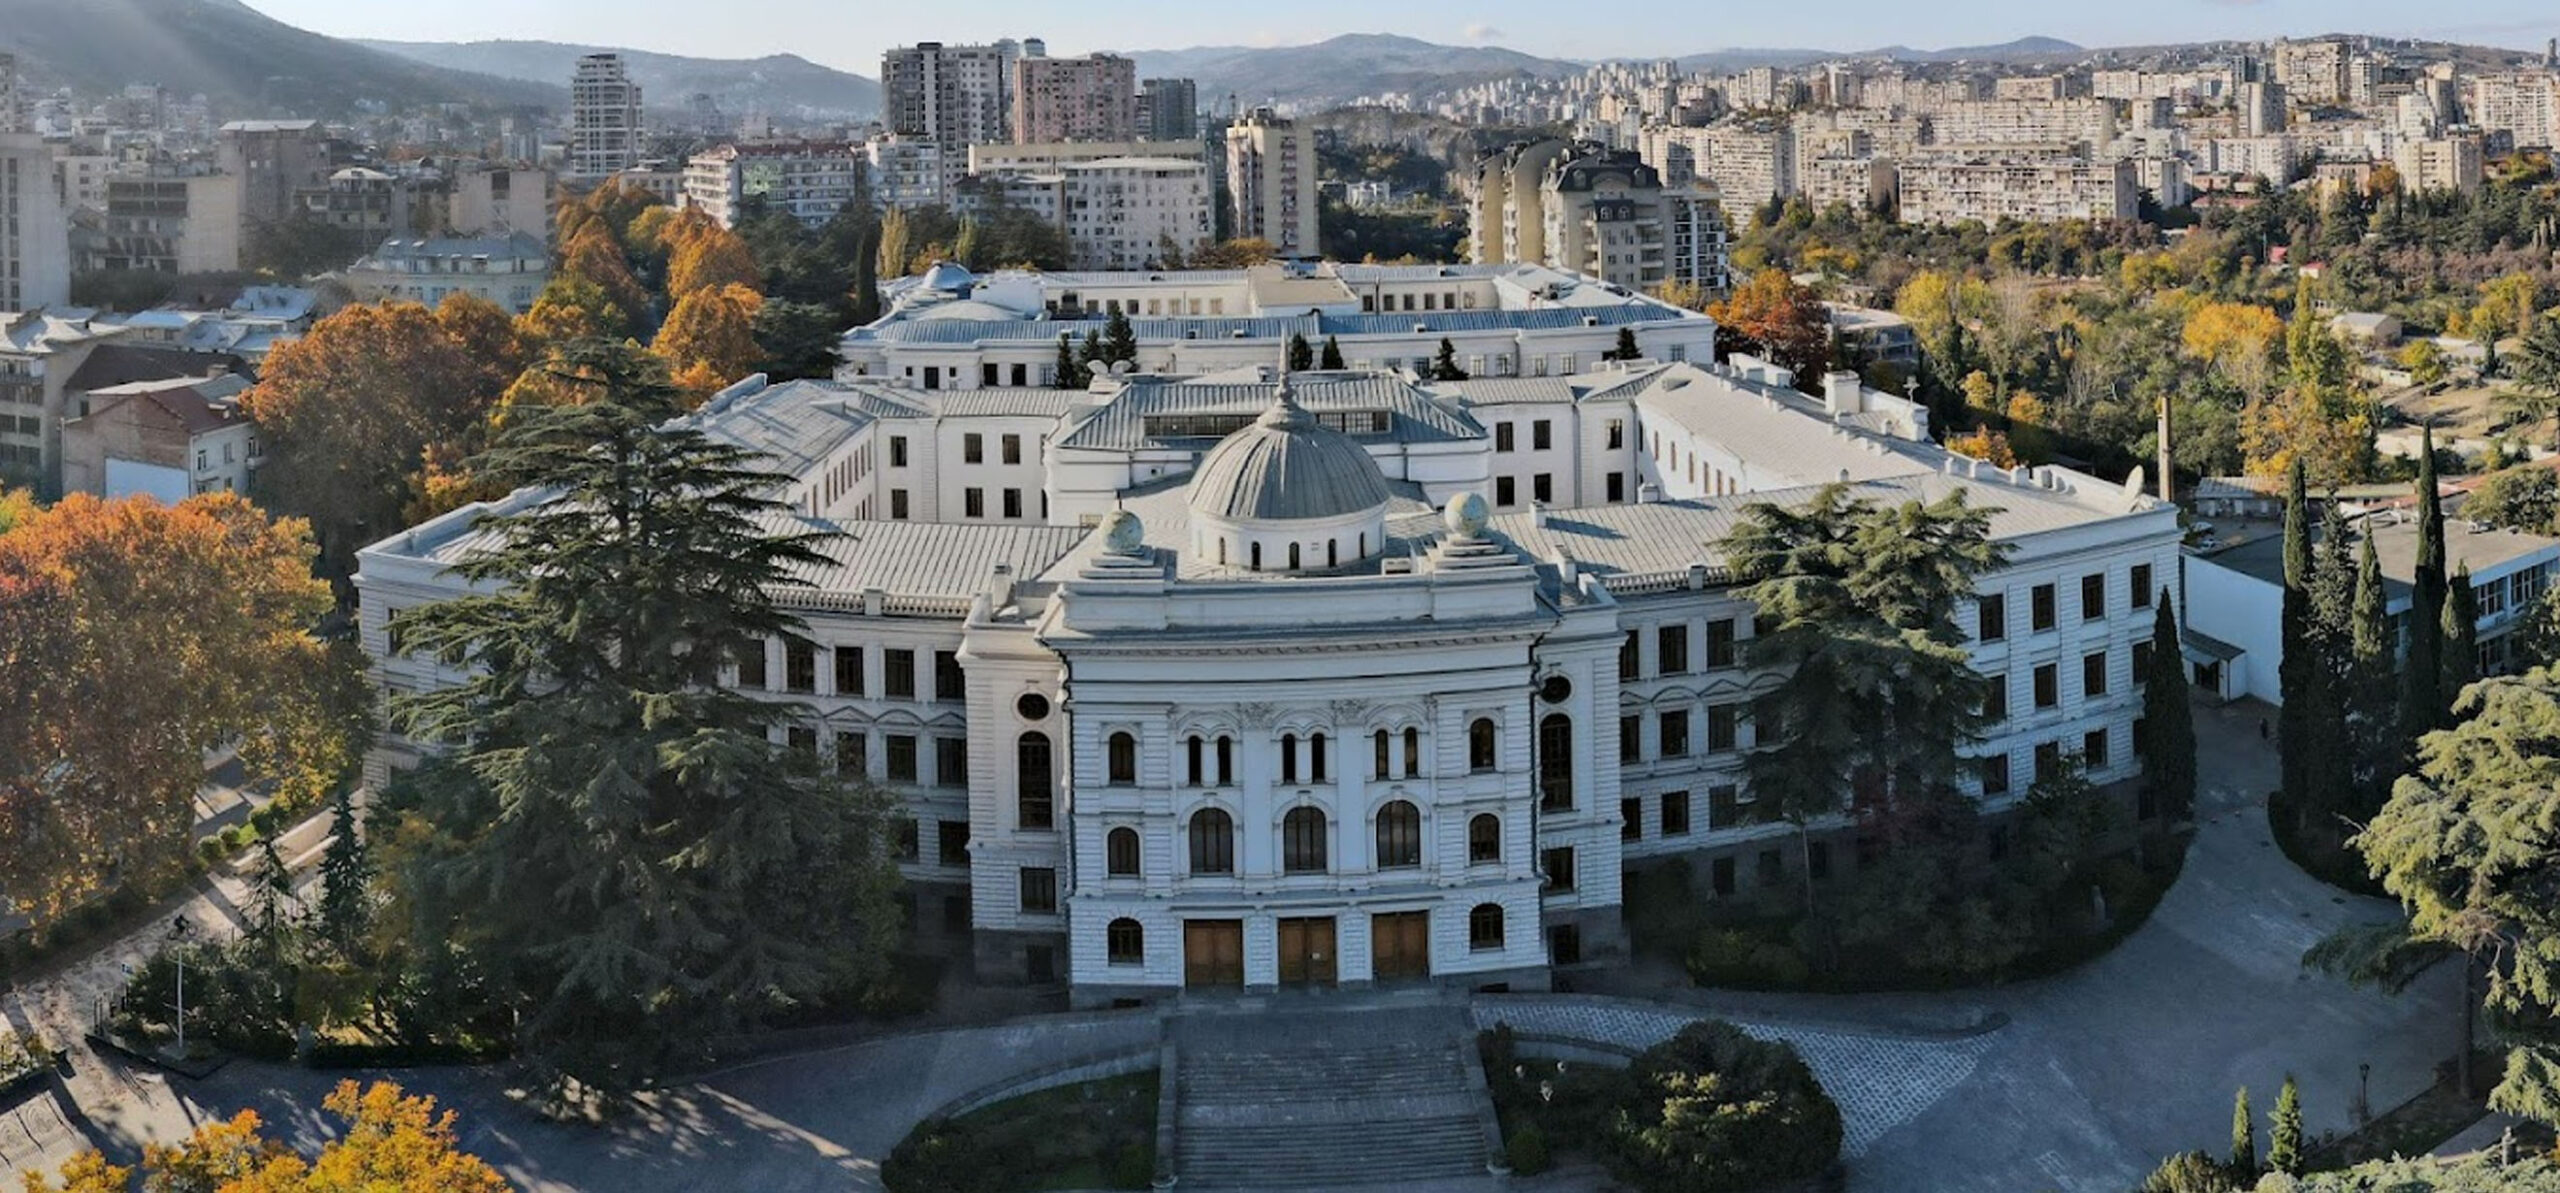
[2,700,2463,1191]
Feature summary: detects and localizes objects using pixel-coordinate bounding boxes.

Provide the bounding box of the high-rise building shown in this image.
[1468,142,1729,292]
[882,41,1018,162]
[2273,39,2350,106]
[1224,107,1318,258]
[2238,81,2287,137]
[1012,52,1136,144]
[569,54,645,180]
[0,53,22,134]
[1139,78,1199,142]
[682,142,865,228]
[215,119,328,229]
[0,132,68,311]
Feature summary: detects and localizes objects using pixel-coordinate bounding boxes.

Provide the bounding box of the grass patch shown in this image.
[884,1071,1159,1193]
[2268,787,2388,898]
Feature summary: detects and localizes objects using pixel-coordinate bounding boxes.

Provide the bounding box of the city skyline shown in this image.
[246,0,2560,77]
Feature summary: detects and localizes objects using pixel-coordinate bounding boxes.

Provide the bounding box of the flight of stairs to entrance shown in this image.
[1172,1006,1491,1191]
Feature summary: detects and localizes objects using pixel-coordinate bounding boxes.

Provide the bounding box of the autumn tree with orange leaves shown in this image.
[22,1081,512,1193]
[654,283,766,401]
[0,493,362,936]
[1708,268,1833,393]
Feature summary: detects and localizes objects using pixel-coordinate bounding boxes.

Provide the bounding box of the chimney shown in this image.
[989,563,1016,609]
[2155,394,2174,504]
[1823,370,1863,417]
[1637,481,1663,504]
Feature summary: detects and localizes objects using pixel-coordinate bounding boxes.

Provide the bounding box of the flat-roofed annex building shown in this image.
[360,347,2181,1004]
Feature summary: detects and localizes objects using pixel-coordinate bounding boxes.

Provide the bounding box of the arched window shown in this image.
[1327,540,1339,568]
[1310,733,1328,783]
[1360,532,1368,557]
[1538,714,1574,810]
[1108,731,1138,785]
[1469,718,1498,772]
[1376,800,1421,868]
[1469,903,1505,950]
[1288,542,1301,569]
[1373,729,1391,780]
[1216,736,1234,785]
[1107,917,1144,964]
[1250,542,1262,571]
[1404,726,1421,777]
[1218,538,1228,565]
[1017,732,1053,829]
[1188,808,1235,875]
[1280,733,1300,783]
[1106,827,1141,876]
[1282,806,1328,873]
[1186,735,1204,786]
[1469,813,1501,864]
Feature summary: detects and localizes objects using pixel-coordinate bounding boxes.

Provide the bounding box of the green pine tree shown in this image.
[1609,326,1640,361]
[1080,328,1105,379]
[2351,530,2396,804]
[1102,307,1138,365]
[2402,424,2449,742]
[2277,458,2315,811]
[1430,337,1469,381]
[2269,1075,2305,1174]
[1286,332,1314,372]
[246,836,298,950]
[2230,1086,2257,1173]
[2443,562,2481,701]
[2142,594,2197,819]
[391,340,904,1099]
[316,786,370,952]
[1053,333,1083,389]
[1319,335,1345,369]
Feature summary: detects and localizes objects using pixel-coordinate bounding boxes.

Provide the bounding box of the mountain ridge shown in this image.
[356,39,880,120]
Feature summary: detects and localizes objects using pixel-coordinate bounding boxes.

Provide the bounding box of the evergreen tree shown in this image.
[2402,425,2450,741]
[2142,594,2197,819]
[1079,328,1105,379]
[1053,334,1083,390]
[1101,308,1138,366]
[2230,1086,2257,1173]
[1430,337,1469,381]
[1608,326,1641,361]
[2302,499,2359,809]
[2269,1075,2305,1175]
[246,836,298,950]
[2277,459,2315,809]
[1319,335,1345,370]
[1286,333,1314,372]
[2443,562,2481,700]
[391,340,903,1098]
[2351,531,2396,804]
[316,786,370,951]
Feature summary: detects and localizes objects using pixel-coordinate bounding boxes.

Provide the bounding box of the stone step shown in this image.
[1178,1118,1486,1189]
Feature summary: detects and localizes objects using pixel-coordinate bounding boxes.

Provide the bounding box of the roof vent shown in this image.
[1381,557,1416,574]
[1414,323,1429,334]
[1582,315,1600,327]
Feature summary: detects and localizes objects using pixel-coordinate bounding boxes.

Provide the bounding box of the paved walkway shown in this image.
[2,701,2462,1191]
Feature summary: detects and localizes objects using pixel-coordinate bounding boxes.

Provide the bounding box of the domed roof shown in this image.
[1186,381,1392,523]
[918,260,975,294]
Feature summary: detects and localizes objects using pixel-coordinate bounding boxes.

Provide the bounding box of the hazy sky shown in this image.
[250,0,2559,74]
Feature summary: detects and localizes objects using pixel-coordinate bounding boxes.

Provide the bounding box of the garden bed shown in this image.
[0,1032,59,1104]
[881,1071,1159,1193]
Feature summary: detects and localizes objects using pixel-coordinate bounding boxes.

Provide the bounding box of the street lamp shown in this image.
[167,917,190,1057]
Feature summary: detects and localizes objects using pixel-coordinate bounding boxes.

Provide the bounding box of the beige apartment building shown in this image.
[1012,53,1136,144]
[1224,108,1318,258]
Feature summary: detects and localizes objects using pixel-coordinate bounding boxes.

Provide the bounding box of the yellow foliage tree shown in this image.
[17,1150,129,1193]
[665,220,762,300]
[39,1081,512,1193]
[1944,427,2020,468]
[652,283,766,402]
[558,222,651,327]
[2181,301,2284,395]
[2004,391,2055,461]
[516,275,630,347]
[2473,272,2546,341]
[2242,391,2374,487]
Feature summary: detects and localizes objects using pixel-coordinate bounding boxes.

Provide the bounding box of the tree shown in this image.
[72,1080,517,1192]
[1720,485,2009,919]
[2277,459,2316,810]
[666,220,763,301]
[1430,337,1468,381]
[2464,465,2560,533]
[2402,425,2451,741]
[387,346,902,1097]
[243,303,495,585]
[1944,428,2020,468]
[1286,332,1314,372]
[18,1150,130,1192]
[1101,307,1138,367]
[559,222,652,331]
[2401,339,2448,386]
[653,282,766,401]
[2355,664,2560,1123]
[316,785,370,952]
[1052,334,1085,390]
[1606,327,1641,361]
[1188,238,1277,269]
[2351,531,2396,802]
[1319,335,1345,370]
[1600,1021,1843,1193]
[2246,280,2373,486]
[753,298,841,381]
[2268,1075,2305,1175]
[433,292,530,406]
[2143,594,2197,819]
[518,275,632,346]
[2508,317,2560,437]
[2229,1086,2256,1174]
[876,206,913,281]
[0,494,357,935]
[1708,268,1832,388]
[2443,563,2481,700]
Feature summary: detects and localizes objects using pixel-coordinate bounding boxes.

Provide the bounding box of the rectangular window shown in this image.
[891,489,910,519]
[1495,476,1516,506]
[1978,594,2006,642]
[936,737,967,787]
[2034,663,2058,710]
[1985,674,2009,722]
[886,734,918,782]
[734,643,767,689]
[964,488,985,518]
[1661,790,1691,836]
[1658,624,1689,674]
[836,731,868,777]
[1707,703,1739,752]
[2083,651,2108,698]
[834,646,864,696]
[786,726,817,759]
[1981,753,2011,795]
[2031,584,2056,632]
[885,649,916,699]
[784,639,816,693]
[1659,709,1691,758]
[1002,434,1022,465]
[1532,473,1553,504]
[963,433,984,464]
[2134,640,2155,680]
[1606,419,1624,450]
[939,819,970,866]
[2034,741,2062,783]
[890,435,908,467]
[1621,796,1642,841]
[2084,728,2109,769]
[897,820,920,861]
[1620,714,1641,763]
[2131,563,2154,608]
[1532,419,1553,450]
[1541,846,1576,892]
[1019,867,1057,913]
[2081,573,2106,621]
[1607,472,1625,502]
[1757,849,1784,888]
[1708,784,1742,827]
[935,651,963,701]
[1002,488,1023,519]
[1706,619,1736,668]
[1495,423,1515,452]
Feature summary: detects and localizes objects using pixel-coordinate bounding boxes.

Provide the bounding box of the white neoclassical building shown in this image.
[359,343,2182,1004]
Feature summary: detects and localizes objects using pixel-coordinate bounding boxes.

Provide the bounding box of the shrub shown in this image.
[1505,1121,1552,1175]
[2140,1150,2242,1193]
[1601,1021,1842,1193]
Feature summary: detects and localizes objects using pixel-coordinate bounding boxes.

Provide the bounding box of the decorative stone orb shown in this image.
[1444,491,1489,539]
[1099,510,1145,555]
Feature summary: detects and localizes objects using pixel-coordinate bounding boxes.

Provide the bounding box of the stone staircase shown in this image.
[1171,1006,1492,1191]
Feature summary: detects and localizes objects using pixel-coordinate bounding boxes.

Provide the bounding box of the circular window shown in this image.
[1015,692,1052,721]
[1539,675,1572,704]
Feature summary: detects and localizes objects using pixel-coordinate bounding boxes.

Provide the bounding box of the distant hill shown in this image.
[1126,34,1582,109]
[359,40,880,121]
[0,0,557,114]
[1674,36,2087,73]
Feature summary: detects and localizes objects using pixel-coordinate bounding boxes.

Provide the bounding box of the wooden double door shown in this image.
[1277,916,1337,986]
[1371,911,1431,981]
[1184,919,1245,988]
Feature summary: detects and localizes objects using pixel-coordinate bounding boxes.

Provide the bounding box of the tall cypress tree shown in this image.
[2230,1086,2257,1174]
[2269,1076,2305,1175]
[2142,593,2198,819]
[1286,332,1314,372]
[2302,500,2358,808]
[316,785,370,953]
[2402,424,2449,741]
[1052,333,1083,389]
[1319,335,1345,369]
[2350,531,2395,805]
[2277,458,2315,808]
[2443,562,2480,703]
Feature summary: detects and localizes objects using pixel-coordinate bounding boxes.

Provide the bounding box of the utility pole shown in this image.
[2157,394,2175,503]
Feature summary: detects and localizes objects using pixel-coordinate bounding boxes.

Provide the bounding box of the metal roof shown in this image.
[1186,391,1395,522]
[1054,374,1484,451]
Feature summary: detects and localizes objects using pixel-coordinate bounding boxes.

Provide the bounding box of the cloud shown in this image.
[1463,22,1506,42]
